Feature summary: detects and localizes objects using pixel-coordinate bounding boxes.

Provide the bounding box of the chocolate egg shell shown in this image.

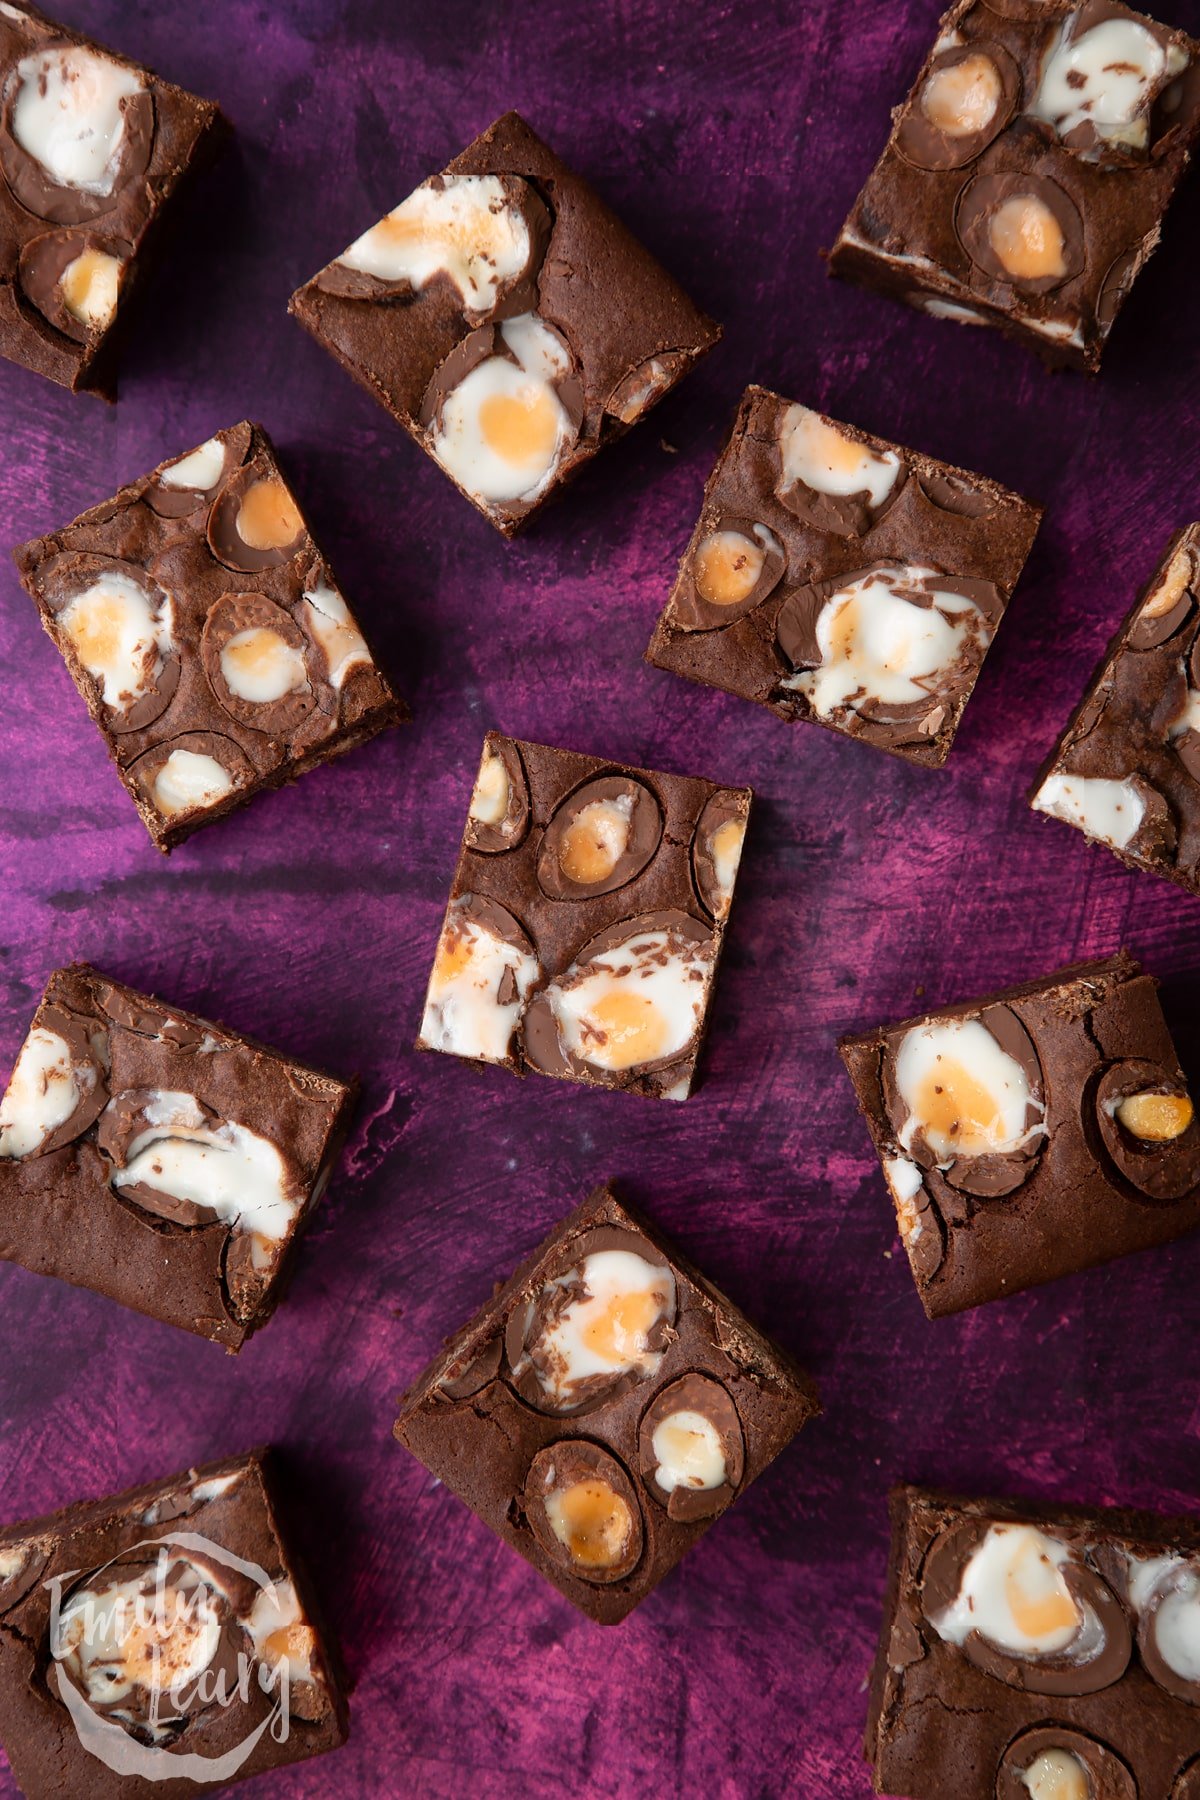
[881,1003,1045,1197]
[537,775,662,900]
[97,1087,224,1227]
[199,593,319,736]
[523,1440,644,1585]
[1179,727,1200,785]
[94,983,204,1048]
[0,1540,50,1615]
[41,553,180,735]
[895,40,1020,172]
[6,1002,108,1158]
[920,1519,1131,1695]
[896,1173,947,1283]
[1127,545,1196,650]
[956,171,1085,294]
[33,1004,108,1152]
[52,1549,246,1738]
[420,316,584,440]
[1136,1558,1200,1707]
[521,908,714,1083]
[0,60,154,225]
[917,471,999,520]
[419,322,503,431]
[223,1227,275,1321]
[605,349,690,425]
[671,514,786,631]
[436,1336,504,1401]
[504,1225,675,1416]
[691,789,748,921]
[1095,1059,1200,1201]
[1125,775,1179,860]
[17,228,128,341]
[126,730,256,823]
[995,1725,1136,1800]
[638,1372,744,1522]
[465,737,530,855]
[207,453,306,572]
[774,414,906,540]
[776,574,837,674]
[145,423,253,520]
[1172,1757,1200,1799]
[835,576,1004,737]
[775,563,1001,703]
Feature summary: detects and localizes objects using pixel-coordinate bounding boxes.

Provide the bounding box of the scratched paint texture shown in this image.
[1,0,1200,1794]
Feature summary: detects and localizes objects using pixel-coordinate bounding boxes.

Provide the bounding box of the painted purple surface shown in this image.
[1,0,1200,1793]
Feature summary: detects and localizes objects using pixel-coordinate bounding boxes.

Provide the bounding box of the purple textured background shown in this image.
[2,1,1200,1794]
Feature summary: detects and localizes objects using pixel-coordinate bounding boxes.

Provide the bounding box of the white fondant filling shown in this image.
[652,1410,727,1493]
[60,249,120,327]
[0,1027,90,1157]
[153,750,234,819]
[301,579,371,689]
[59,575,173,712]
[53,1560,223,1737]
[1034,17,1172,148]
[922,297,987,324]
[246,1579,315,1685]
[931,1524,1098,1659]
[893,1018,1042,1163]
[220,628,306,703]
[419,898,539,1064]
[336,174,531,312]
[1170,689,1200,740]
[429,313,574,506]
[1021,1750,1089,1800]
[542,927,713,1074]
[470,747,509,826]
[1129,1554,1200,1681]
[778,403,901,507]
[1032,772,1145,849]
[160,437,225,492]
[781,564,986,720]
[529,1249,675,1403]
[10,47,143,194]
[110,1090,299,1252]
[707,817,745,913]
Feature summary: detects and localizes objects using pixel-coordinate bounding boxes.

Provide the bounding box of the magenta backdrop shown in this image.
[2,1,1200,1795]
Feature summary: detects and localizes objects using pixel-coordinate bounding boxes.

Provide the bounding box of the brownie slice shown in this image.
[395,1184,819,1623]
[416,733,751,1099]
[840,951,1200,1316]
[290,112,720,534]
[646,386,1041,766]
[13,421,405,850]
[0,1449,348,1797]
[0,3,223,396]
[0,963,357,1347]
[1032,522,1200,900]
[829,0,1200,372]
